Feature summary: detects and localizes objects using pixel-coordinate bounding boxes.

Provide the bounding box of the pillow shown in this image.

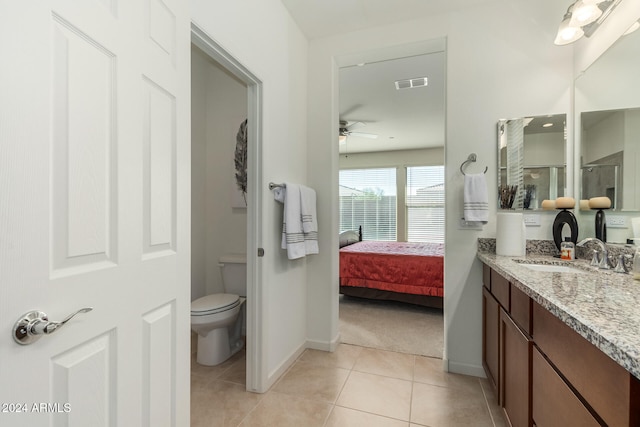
[339,230,360,248]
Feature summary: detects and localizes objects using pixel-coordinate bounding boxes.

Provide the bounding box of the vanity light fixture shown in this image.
[554,0,622,46]
[624,20,640,35]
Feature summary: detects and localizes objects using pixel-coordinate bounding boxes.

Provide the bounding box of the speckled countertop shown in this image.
[477,240,640,380]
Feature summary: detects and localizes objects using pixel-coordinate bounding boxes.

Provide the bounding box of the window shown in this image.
[339,168,396,241]
[406,166,445,243]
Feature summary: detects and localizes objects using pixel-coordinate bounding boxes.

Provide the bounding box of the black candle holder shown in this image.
[552,208,579,251]
[595,208,608,242]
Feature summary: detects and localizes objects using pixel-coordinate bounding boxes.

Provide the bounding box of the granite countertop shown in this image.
[477,247,640,380]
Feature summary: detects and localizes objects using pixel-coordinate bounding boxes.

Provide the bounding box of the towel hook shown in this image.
[460,153,488,175]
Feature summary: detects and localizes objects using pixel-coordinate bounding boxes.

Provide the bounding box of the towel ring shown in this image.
[460,153,488,175]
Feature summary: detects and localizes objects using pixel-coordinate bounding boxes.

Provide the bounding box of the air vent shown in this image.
[394,77,428,90]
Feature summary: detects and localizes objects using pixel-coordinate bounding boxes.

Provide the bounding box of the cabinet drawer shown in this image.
[510,284,531,335]
[533,302,640,427]
[532,347,600,427]
[483,263,491,290]
[490,268,510,309]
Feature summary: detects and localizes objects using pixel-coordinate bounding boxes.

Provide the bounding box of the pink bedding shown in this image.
[339,241,444,297]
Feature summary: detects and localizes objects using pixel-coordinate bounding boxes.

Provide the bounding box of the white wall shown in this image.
[191,0,309,390]
[306,0,572,376]
[524,131,565,166]
[191,45,247,301]
[339,147,444,169]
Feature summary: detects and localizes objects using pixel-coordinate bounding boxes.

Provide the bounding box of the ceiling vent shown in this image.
[394,77,428,90]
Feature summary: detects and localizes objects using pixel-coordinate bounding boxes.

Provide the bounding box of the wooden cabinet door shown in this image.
[500,307,531,427]
[483,287,499,391]
[532,347,601,427]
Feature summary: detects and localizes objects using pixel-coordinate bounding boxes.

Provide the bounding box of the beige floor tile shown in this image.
[298,343,363,369]
[353,347,415,381]
[192,372,214,390]
[272,360,350,403]
[191,353,241,380]
[326,406,410,427]
[337,371,412,421]
[238,392,332,427]
[414,356,483,394]
[191,380,263,427]
[219,356,246,386]
[479,378,508,427]
[411,382,494,427]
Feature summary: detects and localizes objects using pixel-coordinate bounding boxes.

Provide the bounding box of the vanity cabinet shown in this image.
[483,264,532,427]
[482,263,640,427]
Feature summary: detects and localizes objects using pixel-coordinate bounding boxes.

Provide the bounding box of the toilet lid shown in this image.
[191,293,240,315]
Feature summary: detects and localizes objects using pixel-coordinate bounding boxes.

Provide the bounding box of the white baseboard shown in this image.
[306,333,340,352]
[264,342,306,392]
[446,360,487,378]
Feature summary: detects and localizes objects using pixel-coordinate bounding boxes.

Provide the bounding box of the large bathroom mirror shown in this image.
[498,114,566,210]
[576,22,640,212]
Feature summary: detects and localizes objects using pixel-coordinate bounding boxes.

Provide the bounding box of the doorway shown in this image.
[336,40,446,358]
[190,25,264,393]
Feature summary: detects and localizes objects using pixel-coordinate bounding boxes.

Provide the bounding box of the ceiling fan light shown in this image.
[338,134,347,144]
[581,0,606,4]
[569,1,603,26]
[554,14,585,45]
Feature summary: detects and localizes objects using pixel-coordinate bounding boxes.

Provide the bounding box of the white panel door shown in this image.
[0,1,190,426]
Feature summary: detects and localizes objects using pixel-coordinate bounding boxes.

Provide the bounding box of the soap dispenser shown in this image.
[560,237,575,261]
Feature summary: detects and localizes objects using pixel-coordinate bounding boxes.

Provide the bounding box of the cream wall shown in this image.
[306,0,572,376]
[191,45,248,301]
[191,0,309,390]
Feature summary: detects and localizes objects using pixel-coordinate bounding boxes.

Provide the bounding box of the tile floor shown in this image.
[191,338,507,427]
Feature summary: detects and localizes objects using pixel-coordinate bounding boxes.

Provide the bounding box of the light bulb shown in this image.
[555,12,585,45]
[570,1,602,26]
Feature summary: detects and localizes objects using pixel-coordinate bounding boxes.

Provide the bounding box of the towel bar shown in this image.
[269,182,285,190]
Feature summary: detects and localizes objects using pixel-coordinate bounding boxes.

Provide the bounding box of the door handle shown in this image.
[13,307,93,345]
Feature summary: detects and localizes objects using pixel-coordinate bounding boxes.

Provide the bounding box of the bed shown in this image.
[339,227,444,308]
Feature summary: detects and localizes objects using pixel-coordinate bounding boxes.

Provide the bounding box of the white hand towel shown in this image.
[274,183,306,259]
[300,185,318,255]
[464,173,489,223]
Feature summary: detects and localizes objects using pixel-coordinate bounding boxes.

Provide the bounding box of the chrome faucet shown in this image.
[577,238,611,270]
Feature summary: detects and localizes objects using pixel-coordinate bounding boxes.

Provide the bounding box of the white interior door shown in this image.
[0,1,190,426]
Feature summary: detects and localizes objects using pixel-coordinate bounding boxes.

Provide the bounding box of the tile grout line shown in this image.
[322,351,358,426]
[478,378,498,427]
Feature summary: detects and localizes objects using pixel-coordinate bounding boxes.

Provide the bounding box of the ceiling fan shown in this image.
[339,120,378,144]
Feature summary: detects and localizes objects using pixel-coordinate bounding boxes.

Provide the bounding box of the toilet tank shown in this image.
[219,253,247,296]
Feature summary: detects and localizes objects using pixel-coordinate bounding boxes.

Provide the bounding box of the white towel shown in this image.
[464,173,489,223]
[300,185,318,255]
[273,183,320,259]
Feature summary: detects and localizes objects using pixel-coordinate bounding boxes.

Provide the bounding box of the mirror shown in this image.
[498,114,566,210]
[576,22,640,212]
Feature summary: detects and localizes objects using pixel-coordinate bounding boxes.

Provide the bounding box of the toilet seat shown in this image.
[191,293,240,316]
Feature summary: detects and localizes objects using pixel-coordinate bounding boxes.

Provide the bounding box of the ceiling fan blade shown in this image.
[346,121,366,131]
[349,131,378,139]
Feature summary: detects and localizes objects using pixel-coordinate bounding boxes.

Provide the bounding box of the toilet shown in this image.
[191,253,246,366]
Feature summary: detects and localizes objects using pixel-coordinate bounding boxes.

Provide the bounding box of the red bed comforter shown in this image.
[339,241,444,297]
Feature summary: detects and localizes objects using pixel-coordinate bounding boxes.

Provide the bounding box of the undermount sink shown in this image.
[519,263,585,274]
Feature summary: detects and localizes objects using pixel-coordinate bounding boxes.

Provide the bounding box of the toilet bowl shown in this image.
[191,254,246,366]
